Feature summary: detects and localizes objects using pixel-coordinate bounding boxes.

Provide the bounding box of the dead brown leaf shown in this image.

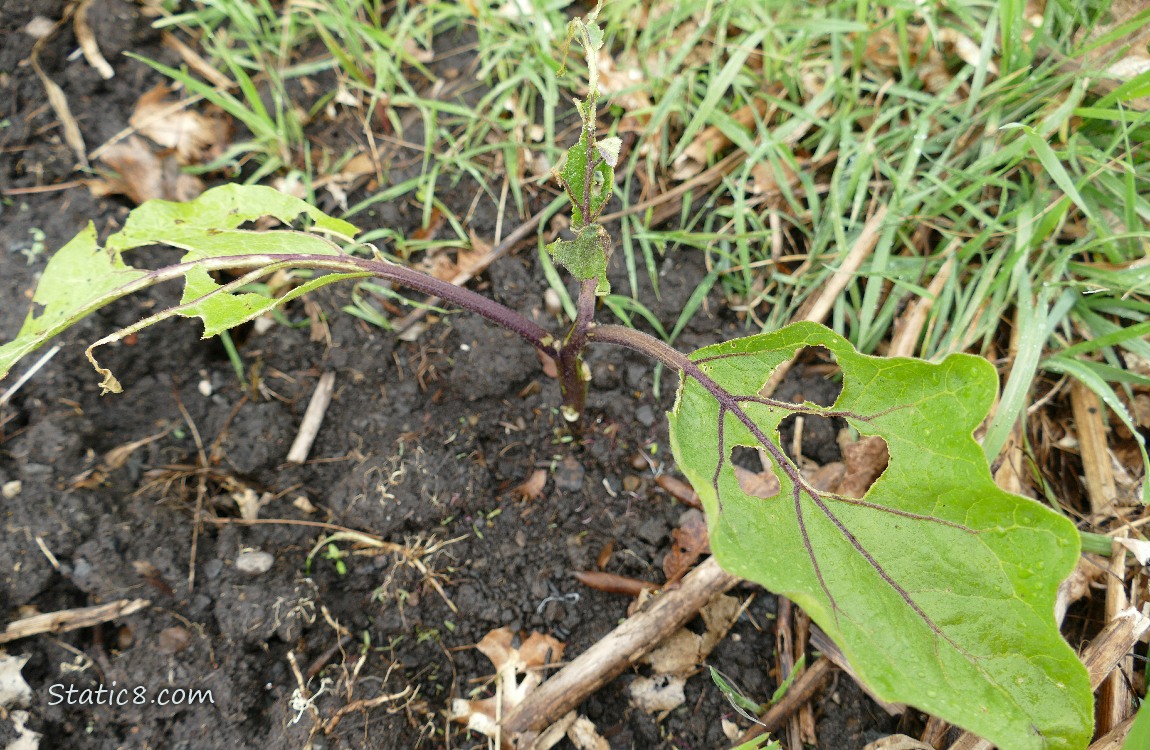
[734,464,781,499]
[87,135,204,205]
[513,469,548,502]
[662,509,709,582]
[863,735,935,750]
[628,674,686,714]
[130,85,230,164]
[642,593,741,677]
[597,49,651,138]
[836,433,889,498]
[654,475,703,509]
[749,158,796,196]
[537,349,559,379]
[450,627,606,748]
[629,593,742,715]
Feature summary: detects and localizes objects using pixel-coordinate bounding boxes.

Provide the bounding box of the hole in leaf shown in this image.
[730,445,780,499]
[773,346,842,407]
[730,445,765,474]
[777,412,843,466]
[773,345,845,466]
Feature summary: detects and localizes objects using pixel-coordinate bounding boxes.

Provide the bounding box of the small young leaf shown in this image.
[668,322,1091,750]
[557,108,615,227]
[584,20,604,52]
[545,224,610,295]
[596,136,622,167]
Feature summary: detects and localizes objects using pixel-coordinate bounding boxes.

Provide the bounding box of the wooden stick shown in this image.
[287,371,336,463]
[498,556,738,747]
[1088,715,1136,750]
[921,716,950,749]
[733,657,833,746]
[1082,607,1149,691]
[0,599,150,643]
[889,250,954,358]
[945,734,991,750]
[775,598,802,750]
[1097,540,1132,735]
[1070,380,1118,518]
[797,204,888,327]
[794,608,816,745]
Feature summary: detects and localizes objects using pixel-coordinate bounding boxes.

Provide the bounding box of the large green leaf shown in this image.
[667,321,1091,750]
[0,185,366,391]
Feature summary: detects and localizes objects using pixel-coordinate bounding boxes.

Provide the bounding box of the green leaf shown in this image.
[1126,701,1150,750]
[545,224,610,295]
[709,666,765,715]
[107,183,357,253]
[730,735,781,750]
[0,225,149,381]
[557,108,614,227]
[668,322,1091,750]
[0,185,367,392]
[1001,123,1098,227]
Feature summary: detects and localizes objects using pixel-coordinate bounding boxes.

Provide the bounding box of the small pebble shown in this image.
[622,475,640,492]
[544,288,563,317]
[635,405,655,427]
[2,480,21,499]
[629,454,647,470]
[235,550,274,575]
[23,16,55,38]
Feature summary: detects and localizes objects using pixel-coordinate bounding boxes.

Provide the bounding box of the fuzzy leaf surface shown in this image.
[545,224,610,295]
[667,322,1091,750]
[557,108,614,228]
[0,185,365,386]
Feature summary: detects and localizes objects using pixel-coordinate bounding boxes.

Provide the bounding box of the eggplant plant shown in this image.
[0,9,1093,750]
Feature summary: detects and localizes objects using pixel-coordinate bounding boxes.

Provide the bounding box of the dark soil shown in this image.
[0,3,904,748]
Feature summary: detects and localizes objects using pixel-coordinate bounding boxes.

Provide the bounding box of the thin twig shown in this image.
[287,372,337,463]
[0,599,149,644]
[499,557,738,747]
